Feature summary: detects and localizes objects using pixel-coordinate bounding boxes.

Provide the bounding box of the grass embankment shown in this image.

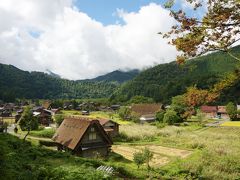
[115,123,240,179]
[0,134,106,180]
[29,128,56,138]
[0,134,150,179]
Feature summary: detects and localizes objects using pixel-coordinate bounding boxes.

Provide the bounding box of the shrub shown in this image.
[118,106,131,120]
[156,111,165,122]
[55,114,64,127]
[226,102,237,120]
[163,109,181,125]
[133,151,145,169]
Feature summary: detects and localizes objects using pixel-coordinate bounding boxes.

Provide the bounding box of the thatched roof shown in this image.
[131,104,162,116]
[52,117,112,150]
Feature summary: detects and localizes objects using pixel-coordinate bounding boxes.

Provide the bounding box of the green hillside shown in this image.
[111,46,240,104]
[0,134,108,179]
[0,64,119,101]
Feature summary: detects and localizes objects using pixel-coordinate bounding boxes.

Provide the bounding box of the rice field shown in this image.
[220,121,240,127]
[112,144,192,167]
[117,123,240,179]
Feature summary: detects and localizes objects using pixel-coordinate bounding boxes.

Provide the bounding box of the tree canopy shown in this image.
[162,0,240,63]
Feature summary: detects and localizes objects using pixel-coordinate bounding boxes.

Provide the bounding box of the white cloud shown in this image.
[0,1,177,80]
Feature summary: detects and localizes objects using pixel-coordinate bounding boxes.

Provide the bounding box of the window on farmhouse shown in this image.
[89,132,97,140]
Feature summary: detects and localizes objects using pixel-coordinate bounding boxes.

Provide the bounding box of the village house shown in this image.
[98,119,119,137]
[33,109,52,126]
[130,103,163,123]
[200,106,218,118]
[63,102,73,110]
[200,105,229,119]
[52,117,113,157]
[0,108,12,117]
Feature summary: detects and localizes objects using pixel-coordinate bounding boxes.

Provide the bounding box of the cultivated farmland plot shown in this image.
[112,144,192,167]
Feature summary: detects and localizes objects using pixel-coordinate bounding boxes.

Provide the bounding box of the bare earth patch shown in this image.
[112,145,192,167]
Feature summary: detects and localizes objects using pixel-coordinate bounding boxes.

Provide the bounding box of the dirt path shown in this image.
[112,144,192,167]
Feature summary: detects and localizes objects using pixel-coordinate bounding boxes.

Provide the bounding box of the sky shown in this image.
[0,0,205,80]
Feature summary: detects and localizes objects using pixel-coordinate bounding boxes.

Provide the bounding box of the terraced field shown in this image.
[112,144,192,167]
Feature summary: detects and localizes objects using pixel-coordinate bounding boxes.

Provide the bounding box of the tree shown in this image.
[55,114,64,127]
[133,151,145,169]
[171,95,189,120]
[19,106,38,141]
[226,102,237,120]
[163,109,181,125]
[133,148,154,172]
[118,106,131,120]
[162,0,240,63]
[143,148,154,171]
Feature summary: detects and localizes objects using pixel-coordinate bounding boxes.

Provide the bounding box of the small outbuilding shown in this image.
[52,118,113,158]
[139,114,156,123]
[98,119,119,137]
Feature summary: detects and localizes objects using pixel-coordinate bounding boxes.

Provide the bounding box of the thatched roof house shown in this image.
[52,118,112,157]
[130,103,163,123]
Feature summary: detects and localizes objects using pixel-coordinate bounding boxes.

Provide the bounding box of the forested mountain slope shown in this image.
[111,46,240,104]
[0,64,119,101]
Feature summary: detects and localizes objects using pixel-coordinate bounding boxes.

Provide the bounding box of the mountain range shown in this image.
[111,45,240,104]
[0,64,138,102]
[0,45,239,103]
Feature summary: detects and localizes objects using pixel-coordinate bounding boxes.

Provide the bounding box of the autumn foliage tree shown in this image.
[170,70,240,120]
[162,0,240,63]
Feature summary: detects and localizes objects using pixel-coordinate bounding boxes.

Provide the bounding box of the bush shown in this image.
[55,114,64,127]
[163,109,181,125]
[226,102,237,120]
[156,111,165,122]
[133,151,145,168]
[118,106,131,120]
